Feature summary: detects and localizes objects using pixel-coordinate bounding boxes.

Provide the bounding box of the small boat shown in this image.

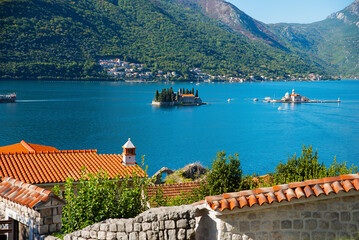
[278,107,283,110]
[227,98,231,102]
[264,97,271,100]
[253,98,258,101]
[0,93,16,103]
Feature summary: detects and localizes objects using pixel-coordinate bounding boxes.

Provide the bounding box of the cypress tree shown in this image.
[195,90,198,97]
[191,88,194,94]
[155,90,159,101]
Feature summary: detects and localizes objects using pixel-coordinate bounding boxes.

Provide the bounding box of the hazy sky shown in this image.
[227,0,354,24]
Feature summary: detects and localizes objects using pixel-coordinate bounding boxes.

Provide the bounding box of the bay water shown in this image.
[1,80,358,176]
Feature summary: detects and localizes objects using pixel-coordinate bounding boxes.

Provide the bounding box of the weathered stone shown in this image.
[312,231,327,240]
[109,223,117,232]
[167,229,176,240]
[250,220,260,231]
[159,221,165,230]
[134,223,141,232]
[239,221,250,232]
[312,212,321,218]
[247,213,256,220]
[300,232,310,240]
[139,232,146,240]
[324,212,339,220]
[177,229,186,240]
[106,232,116,240]
[49,224,57,233]
[168,211,179,220]
[281,220,292,229]
[301,211,311,218]
[158,213,168,221]
[126,223,133,233]
[316,202,328,211]
[331,219,343,231]
[117,222,125,232]
[135,216,143,223]
[176,219,188,229]
[98,231,106,240]
[44,216,53,225]
[272,220,280,230]
[282,232,299,240]
[232,234,241,240]
[51,214,61,224]
[129,232,138,240]
[39,225,49,234]
[305,219,317,230]
[144,213,157,222]
[40,208,52,217]
[117,232,128,240]
[92,223,100,231]
[348,223,358,233]
[81,231,90,238]
[293,219,303,229]
[270,232,282,240]
[318,220,329,229]
[340,211,351,221]
[100,224,109,231]
[189,219,196,229]
[326,232,335,240]
[90,230,97,239]
[186,229,195,239]
[142,222,151,231]
[165,220,175,229]
[352,211,359,222]
[56,223,62,232]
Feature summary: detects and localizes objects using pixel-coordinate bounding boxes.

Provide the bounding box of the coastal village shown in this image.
[99,58,335,82]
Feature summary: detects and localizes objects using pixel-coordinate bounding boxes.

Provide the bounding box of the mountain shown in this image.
[269,0,359,76]
[0,0,325,80]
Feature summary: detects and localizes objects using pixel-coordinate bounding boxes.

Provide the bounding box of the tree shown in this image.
[195,90,198,97]
[206,151,244,195]
[155,90,159,101]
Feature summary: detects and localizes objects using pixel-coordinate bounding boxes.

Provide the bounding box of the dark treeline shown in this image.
[154,88,199,102]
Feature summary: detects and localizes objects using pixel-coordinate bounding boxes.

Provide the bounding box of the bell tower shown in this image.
[122,138,136,165]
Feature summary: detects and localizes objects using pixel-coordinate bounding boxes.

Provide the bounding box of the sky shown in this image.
[227,0,354,24]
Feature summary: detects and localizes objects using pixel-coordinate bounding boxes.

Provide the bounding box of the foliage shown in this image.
[60,168,148,233]
[206,151,246,195]
[0,0,327,80]
[272,145,358,185]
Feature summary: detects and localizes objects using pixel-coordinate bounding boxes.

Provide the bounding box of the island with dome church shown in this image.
[261,89,341,103]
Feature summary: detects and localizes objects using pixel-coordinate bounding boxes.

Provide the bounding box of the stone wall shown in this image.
[0,198,63,239]
[196,192,359,240]
[63,205,197,240]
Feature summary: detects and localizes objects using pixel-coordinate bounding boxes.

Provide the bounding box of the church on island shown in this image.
[152,88,204,106]
[282,89,310,103]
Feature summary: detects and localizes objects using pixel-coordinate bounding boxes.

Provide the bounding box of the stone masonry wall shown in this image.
[63,205,197,240]
[0,198,63,238]
[197,193,359,240]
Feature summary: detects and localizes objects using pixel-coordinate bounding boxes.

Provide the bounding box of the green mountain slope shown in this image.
[269,0,359,76]
[0,0,324,80]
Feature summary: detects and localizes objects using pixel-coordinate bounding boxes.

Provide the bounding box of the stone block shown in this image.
[312,212,321,218]
[247,213,256,220]
[168,211,179,220]
[179,210,189,219]
[177,229,186,240]
[144,213,157,222]
[282,232,300,240]
[117,222,125,232]
[135,216,143,223]
[352,211,359,222]
[129,232,138,240]
[326,232,335,240]
[331,219,343,231]
[49,224,57,233]
[39,225,49,234]
[232,234,241,240]
[293,219,303,229]
[301,211,311,218]
[348,223,358,233]
[340,211,351,221]
[312,231,327,240]
[260,220,271,231]
[239,221,250,232]
[318,219,329,229]
[158,213,168,221]
[305,219,317,230]
[40,208,52,217]
[186,229,195,239]
[92,223,100,231]
[90,230,97,239]
[138,232,146,240]
[142,222,151,231]
[159,221,165,230]
[300,232,310,240]
[270,232,282,240]
[281,220,292,229]
[251,220,260,231]
[81,231,90,238]
[106,232,116,240]
[98,231,106,240]
[272,220,280,230]
[126,223,133,233]
[56,223,62,232]
[117,232,128,240]
[176,219,188,229]
[53,214,62,224]
[189,219,196,229]
[316,202,328,211]
[165,220,175,229]
[324,212,339,220]
[44,216,53,225]
[52,208,57,215]
[100,224,109,231]
[152,222,159,231]
[147,231,158,240]
[134,223,141,232]
[167,230,176,240]
[108,223,116,232]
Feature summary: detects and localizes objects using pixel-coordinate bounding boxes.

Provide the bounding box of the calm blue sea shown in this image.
[1,80,358,176]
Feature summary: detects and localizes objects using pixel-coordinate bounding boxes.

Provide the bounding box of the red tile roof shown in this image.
[0,140,58,154]
[0,177,65,209]
[206,173,359,212]
[147,181,201,199]
[0,143,146,184]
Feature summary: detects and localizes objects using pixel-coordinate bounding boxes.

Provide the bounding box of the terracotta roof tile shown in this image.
[147,181,202,199]
[206,173,359,212]
[0,143,146,184]
[0,177,65,209]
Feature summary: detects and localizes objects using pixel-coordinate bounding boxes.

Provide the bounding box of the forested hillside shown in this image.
[0,0,324,80]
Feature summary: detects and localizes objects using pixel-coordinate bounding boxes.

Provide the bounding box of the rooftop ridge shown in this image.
[205,173,359,212]
[20,140,35,153]
[0,149,98,155]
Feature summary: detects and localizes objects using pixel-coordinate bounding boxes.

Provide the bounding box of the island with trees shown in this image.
[152,87,205,106]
